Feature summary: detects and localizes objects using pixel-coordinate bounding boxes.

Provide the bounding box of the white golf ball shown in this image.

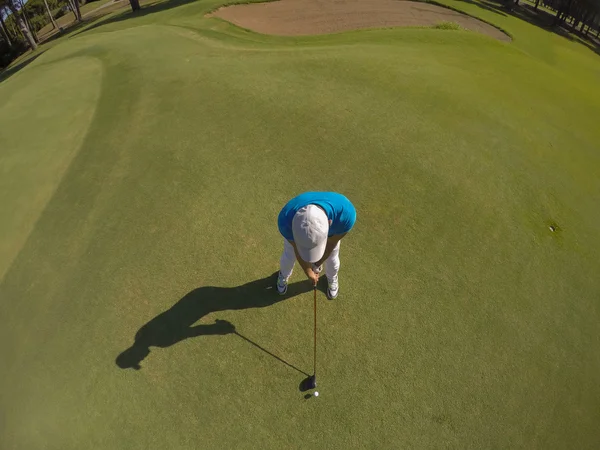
[314,391,319,397]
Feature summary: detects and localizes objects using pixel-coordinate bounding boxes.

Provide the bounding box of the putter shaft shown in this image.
[313,285,317,378]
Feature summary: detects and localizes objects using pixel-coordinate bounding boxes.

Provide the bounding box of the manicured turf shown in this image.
[1,1,599,448]
[36,0,116,40]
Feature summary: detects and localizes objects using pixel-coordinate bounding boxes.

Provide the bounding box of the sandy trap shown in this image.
[211,0,510,41]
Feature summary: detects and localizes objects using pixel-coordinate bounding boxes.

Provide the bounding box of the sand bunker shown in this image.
[211,0,510,41]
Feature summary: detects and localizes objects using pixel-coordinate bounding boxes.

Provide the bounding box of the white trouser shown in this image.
[279,239,340,281]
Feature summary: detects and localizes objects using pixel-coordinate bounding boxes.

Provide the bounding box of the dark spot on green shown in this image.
[432,414,446,424]
[547,220,562,235]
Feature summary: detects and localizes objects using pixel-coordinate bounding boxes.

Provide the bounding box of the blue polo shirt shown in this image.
[278,192,356,241]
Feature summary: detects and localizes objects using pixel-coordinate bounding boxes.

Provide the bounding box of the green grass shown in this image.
[80,0,117,15]
[1,0,600,448]
[434,21,463,30]
[37,0,124,40]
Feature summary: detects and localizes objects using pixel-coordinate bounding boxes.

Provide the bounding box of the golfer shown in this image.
[277,192,356,299]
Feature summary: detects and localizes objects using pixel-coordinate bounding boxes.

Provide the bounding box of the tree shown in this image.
[587,12,598,33]
[128,0,140,12]
[579,0,600,33]
[4,0,37,50]
[553,0,573,26]
[0,6,13,46]
[42,0,59,30]
[66,0,82,21]
[72,0,82,21]
[17,0,36,41]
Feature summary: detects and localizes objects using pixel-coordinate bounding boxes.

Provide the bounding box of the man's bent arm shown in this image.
[288,240,311,269]
[314,233,346,267]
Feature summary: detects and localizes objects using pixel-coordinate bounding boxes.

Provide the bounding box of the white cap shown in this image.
[292,205,329,263]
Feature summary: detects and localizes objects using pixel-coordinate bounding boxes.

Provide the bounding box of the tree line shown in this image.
[2,0,600,72]
[0,0,87,68]
[542,0,600,35]
[0,0,141,70]
[504,0,599,36]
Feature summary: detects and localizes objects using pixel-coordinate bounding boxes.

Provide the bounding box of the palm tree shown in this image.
[67,0,82,22]
[0,6,13,46]
[128,0,141,12]
[42,0,60,31]
[17,0,36,41]
[4,0,37,50]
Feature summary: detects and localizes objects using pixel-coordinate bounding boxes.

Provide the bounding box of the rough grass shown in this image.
[1,1,600,449]
[434,21,462,30]
[36,0,131,41]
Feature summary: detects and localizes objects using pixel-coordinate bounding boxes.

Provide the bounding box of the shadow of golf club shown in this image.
[233,330,309,377]
[115,272,312,372]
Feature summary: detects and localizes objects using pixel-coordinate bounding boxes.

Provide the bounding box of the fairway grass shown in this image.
[1,1,600,449]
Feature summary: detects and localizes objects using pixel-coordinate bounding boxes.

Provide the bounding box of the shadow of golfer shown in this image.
[116,273,312,370]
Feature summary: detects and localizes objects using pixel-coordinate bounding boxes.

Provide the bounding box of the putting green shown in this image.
[0,57,102,280]
[1,1,599,448]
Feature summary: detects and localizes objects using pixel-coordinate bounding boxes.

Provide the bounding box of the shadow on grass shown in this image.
[512,1,600,54]
[116,272,313,374]
[42,18,99,45]
[72,0,198,37]
[38,1,128,45]
[454,0,509,16]
[455,0,600,53]
[0,50,47,84]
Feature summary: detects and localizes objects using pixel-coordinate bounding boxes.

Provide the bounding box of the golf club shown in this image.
[233,329,309,377]
[300,279,318,393]
[311,281,317,388]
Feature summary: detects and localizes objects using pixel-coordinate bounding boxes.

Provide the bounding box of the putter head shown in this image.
[299,375,316,392]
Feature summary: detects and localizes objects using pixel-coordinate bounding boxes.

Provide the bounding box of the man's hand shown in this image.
[287,239,323,286]
[304,266,319,286]
[313,233,347,267]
